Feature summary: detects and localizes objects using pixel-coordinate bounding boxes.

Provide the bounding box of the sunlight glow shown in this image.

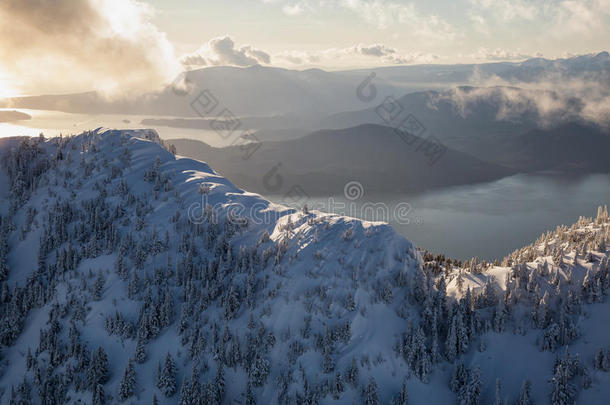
[0,68,17,98]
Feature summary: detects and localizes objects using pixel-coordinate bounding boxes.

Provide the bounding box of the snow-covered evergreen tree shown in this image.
[364,377,380,405]
[157,353,177,397]
[118,359,136,401]
[516,379,532,405]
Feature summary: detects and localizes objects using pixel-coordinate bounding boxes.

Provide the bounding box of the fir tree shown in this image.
[494,378,502,405]
[157,353,177,397]
[345,357,359,388]
[118,359,136,401]
[459,367,481,405]
[92,383,105,405]
[92,271,105,301]
[550,361,574,405]
[393,377,408,405]
[245,380,256,405]
[516,379,532,405]
[135,336,147,364]
[364,377,380,405]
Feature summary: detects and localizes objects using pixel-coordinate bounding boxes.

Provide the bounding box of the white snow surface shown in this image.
[0,128,608,404]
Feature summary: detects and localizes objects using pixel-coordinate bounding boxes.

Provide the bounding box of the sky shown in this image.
[0,0,608,96]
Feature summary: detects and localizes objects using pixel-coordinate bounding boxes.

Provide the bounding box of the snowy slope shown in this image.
[439,215,610,404]
[0,129,608,405]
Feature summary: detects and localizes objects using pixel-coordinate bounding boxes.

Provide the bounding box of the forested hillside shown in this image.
[0,129,608,404]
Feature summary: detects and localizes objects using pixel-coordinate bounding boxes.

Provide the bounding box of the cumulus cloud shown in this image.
[277,43,438,66]
[353,44,438,64]
[181,37,271,67]
[182,37,432,69]
[358,44,395,57]
[0,0,180,96]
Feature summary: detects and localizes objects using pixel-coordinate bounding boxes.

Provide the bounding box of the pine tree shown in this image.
[92,271,105,301]
[450,363,469,393]
[459,367,481,405]
[494,378,502,405]
[581,366,592,390]
[118,359,136,401]
[446,307,468,362]
[345,293,356,311]
[412,266,428,304]
[593,348,607,371]
[116,250,127,280]
[331,371,345,398]
[92,383,105,405]
[364,377,380,405]
[135,336,147,364]
[582,269,595,304]
[345,357,359,388]
[550,361,574,405]
[88,347,109,387]
[516,379,532,405]
[445,315,458,362]
[245,380,256,405]
[483,278,497,307]
[393,377,408,405]
[250,354,270,387]
[179,376,191,405]
[411,326,431,382]
[214,363,225,403]
[157,353,177,397]
[323,346,335,373]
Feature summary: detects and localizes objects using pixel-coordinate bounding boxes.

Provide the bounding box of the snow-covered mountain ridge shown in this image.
[0,129,608,404]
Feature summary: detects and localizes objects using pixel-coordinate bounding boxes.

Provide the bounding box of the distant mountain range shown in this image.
[315,86,610,166]
[488,123,610,172]
[168,121,610,196]
[168,123,514,195]
[0,66,397,117]
[316,85,592,138]
[1,52,607,119]
[338,51,610,85]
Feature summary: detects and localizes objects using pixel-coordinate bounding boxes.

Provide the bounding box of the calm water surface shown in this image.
[3,110,609,262]
[268,173,610,261]
[0,109,227,146]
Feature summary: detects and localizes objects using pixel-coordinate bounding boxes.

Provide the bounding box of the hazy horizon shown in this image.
[1,0,609,97]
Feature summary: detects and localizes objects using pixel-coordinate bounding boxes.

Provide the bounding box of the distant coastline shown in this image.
[0,110,32,123]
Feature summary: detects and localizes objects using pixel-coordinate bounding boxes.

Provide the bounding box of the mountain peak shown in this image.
[1,129,609,404]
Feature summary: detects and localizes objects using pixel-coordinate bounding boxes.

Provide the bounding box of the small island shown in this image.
[0,110,32,123]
